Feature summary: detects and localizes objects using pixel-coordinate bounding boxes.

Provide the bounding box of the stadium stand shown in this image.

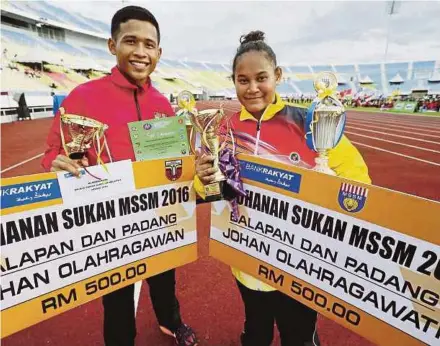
[311,65,334,73]
[413,60,436,79]
[288,65,311,73]
[358,63,383,92]
[1,0,439,123]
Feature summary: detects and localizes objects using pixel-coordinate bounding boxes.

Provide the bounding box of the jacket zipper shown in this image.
[254,119,262,155]
[134,89,141,121]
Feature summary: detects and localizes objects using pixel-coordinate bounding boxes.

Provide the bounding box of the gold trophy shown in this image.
[59,107,109,165]
[305,72,346,175]
[188,106,227,201]
[176,90,195,126]
[176,91,196,153]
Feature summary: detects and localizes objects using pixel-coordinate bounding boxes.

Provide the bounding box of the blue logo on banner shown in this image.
[239,160,302,193]
[1,179,61,209]
[338,182,368,213]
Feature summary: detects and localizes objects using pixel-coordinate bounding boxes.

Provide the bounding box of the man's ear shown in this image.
[275,66,283,84]
[108,38,117,56]
[158,47,162,60]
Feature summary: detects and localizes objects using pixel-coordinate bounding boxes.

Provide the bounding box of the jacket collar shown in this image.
[239,93,285,122]
[110,66,151,92]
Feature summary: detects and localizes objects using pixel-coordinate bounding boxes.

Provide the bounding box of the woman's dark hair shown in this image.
[232,30,277,79]
[111,6,160,43]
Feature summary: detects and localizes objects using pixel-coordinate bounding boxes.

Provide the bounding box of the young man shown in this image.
[42,6,198,346]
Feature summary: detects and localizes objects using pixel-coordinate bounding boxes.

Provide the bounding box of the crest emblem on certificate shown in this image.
[165,159,183,181]
[289,152,300,164]
[338,182,368,213]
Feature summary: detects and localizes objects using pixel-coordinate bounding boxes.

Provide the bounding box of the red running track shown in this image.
[1,103,440,346]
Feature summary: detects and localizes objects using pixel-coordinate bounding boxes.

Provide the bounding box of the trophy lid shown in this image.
[177,90,196,111]
[314,72,338,95]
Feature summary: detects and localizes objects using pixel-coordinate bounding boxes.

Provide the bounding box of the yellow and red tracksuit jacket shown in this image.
[195,94,371,291]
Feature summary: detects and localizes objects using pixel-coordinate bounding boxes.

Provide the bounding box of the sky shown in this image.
[48,0,440,65]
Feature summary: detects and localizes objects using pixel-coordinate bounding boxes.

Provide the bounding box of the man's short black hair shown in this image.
[111,5,160,43]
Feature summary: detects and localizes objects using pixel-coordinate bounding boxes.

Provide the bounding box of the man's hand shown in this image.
[195,149,217,185]
[50,154,89,177]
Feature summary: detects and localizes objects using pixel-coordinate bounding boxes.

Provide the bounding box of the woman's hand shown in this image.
[50,154,89,177]
[195,149,218,185]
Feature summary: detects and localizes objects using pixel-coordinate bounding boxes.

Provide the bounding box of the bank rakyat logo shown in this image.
[1,179,62,209]
[239,160,301,193]
[338,182,368,213]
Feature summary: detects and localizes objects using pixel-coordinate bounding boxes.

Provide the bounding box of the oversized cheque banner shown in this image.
[210,154,440,346]
[0,157,197,338]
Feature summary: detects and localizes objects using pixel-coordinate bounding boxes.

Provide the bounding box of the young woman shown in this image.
[194,31,371,346]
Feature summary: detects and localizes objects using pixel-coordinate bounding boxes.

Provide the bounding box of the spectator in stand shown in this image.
[428,98,437,111]
[14,92,31,121]
[8,54,19,71]
[2,48,8,68]
[24,67,36,78]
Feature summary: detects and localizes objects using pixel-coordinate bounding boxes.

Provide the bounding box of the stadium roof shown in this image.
[428,71,440,82]
[1,0,107,39]
[15,49,53,64]
[336,74,348,84]
[360,76,374,84]
[389,73,404,83]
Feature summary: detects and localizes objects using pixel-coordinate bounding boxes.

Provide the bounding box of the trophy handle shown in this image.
[188,125,197,155]
[203,114,226,182]
[188,111,204,134]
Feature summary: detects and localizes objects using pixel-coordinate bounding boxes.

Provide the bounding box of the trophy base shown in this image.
[204,180,227,202]
[69,152,85,160]
[313,156,336,176]
[313,166,336,176]
[313,164,336,176]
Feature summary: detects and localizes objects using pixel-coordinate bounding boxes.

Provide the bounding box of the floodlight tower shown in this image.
[382,1,400,96]
[384,0,399,63]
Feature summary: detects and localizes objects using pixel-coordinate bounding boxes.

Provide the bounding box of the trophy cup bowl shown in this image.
[305,72,346,175]
[59,108,108,160]
[188,108,227,201]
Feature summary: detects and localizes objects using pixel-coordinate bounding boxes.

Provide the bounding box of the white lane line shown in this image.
[353,115,440,124]
[345,132,440,154]
[345,126,440,145]
[347,112,439,120]
[349,115,440,127]
[348,117,440,130]
[346,122,440,139]
[134,280,142,315]
[348,111,440,121]
[348,119,440,134]
[1,153,44,174]
[352,141,440,167]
